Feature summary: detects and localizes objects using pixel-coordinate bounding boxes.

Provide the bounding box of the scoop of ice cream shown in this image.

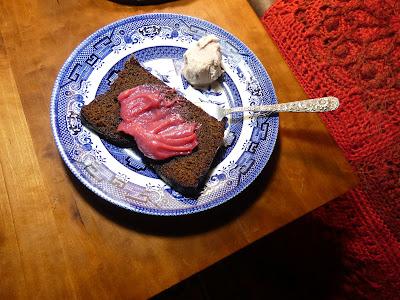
[182,35,224,87]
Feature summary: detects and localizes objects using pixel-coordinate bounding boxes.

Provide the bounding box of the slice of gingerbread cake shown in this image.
[80,57,225,196]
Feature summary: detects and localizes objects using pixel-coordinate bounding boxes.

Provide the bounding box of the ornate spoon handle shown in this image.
[226,97,339,114]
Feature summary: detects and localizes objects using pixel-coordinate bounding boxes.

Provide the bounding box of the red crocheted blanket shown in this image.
[262,0,399,298]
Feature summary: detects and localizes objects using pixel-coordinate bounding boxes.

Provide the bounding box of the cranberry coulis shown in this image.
[117,85,199,160]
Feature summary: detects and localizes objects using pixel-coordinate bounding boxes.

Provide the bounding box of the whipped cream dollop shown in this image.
[182,35,224,86]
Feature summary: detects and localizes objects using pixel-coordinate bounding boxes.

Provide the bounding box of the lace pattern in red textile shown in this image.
[262,0,400,298]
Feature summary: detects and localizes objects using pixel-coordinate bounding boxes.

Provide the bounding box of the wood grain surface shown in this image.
[0,0,357,299]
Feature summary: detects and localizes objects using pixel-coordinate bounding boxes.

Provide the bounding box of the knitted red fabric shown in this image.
[262,0,400,298]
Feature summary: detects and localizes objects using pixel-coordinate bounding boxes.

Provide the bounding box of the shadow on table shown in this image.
[66,137,281,236]
[153,209,349,299]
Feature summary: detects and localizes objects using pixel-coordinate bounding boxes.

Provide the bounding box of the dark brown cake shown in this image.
[81,56,225,196]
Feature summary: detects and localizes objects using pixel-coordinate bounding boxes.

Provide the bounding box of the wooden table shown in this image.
[0,0,357,299]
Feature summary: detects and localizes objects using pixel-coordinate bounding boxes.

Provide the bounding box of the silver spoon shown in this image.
[193,96,340,121]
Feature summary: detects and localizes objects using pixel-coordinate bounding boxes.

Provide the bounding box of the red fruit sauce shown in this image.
[117,85,198,160]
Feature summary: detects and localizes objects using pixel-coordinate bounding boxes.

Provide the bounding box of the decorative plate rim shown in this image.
[50,13,279,216]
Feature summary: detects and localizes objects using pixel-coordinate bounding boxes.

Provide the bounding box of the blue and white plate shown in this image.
[50,13,279,216]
